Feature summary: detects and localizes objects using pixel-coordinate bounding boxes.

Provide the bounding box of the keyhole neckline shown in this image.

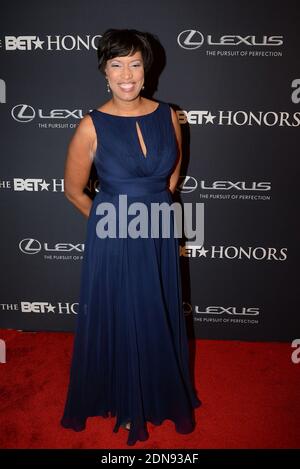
[135,121,148,158]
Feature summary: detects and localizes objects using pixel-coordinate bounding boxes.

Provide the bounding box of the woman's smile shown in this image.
[119,83,135,92]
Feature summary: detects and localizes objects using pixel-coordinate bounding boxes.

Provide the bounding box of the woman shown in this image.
[60,28,201,446]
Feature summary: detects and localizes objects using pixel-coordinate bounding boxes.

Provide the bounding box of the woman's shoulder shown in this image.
[139,98,171,113]
[95,101,112,114]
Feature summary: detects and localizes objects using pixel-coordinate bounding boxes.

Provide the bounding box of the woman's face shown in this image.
[104,50,145,101]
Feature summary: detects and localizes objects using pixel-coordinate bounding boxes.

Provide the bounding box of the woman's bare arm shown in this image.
[168,107,182,194]
[64,115,97,218]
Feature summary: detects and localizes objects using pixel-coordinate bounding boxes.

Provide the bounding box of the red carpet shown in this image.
[0,329,299,449]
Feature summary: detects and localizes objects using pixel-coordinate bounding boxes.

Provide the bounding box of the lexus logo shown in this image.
[177,30,283,50]
[177,176,198,193]
[177,30,205,49]
[12,104,36,122]
[19,238,41,254]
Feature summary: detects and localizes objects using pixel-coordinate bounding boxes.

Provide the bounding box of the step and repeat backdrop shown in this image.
[0,1,299,341]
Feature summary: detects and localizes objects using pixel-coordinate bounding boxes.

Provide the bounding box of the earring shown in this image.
[142,85,145,90]
[106,79,111,93]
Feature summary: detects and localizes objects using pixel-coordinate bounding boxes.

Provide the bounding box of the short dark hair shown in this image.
[97,28,154,75]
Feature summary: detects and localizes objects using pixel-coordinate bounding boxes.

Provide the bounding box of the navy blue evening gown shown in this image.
[60,100,201,446]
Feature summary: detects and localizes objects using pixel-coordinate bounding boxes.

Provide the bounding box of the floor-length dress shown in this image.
[60,100,201,446]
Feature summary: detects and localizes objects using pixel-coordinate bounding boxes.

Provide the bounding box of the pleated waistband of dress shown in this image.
[99,176,169,196]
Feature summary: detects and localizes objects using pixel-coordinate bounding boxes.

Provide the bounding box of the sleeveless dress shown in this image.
[60,100,201,446]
